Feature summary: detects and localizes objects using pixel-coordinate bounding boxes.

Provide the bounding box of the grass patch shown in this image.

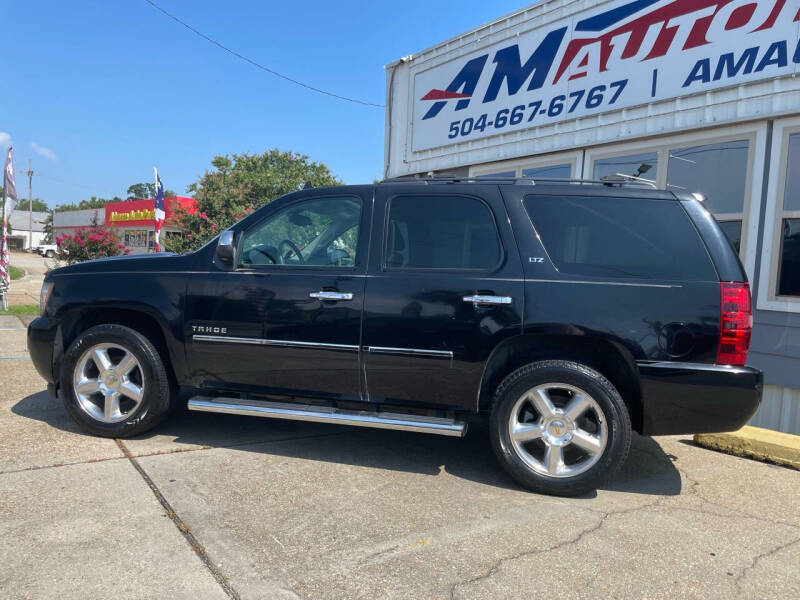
[2,304,39,316]
[9,265,24,280]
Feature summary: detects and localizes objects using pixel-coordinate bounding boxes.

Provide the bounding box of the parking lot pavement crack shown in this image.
[448,498,664,600]
[733,535,800,597]
[0,454,127,476]
[656,499,800,531]
[115,439,242,600]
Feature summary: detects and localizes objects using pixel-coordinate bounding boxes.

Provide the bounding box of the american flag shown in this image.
[1,147,19,301]
[153,167,165,252]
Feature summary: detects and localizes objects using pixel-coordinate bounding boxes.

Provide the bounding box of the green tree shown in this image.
[15,198,49,212]
[166,150,341,253]
[126,182,177,200]
[55,196,122,212]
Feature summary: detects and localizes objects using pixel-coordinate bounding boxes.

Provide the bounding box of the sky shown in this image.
[2,0,528,208]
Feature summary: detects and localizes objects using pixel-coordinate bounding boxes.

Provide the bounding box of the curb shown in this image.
[694,426,800,471]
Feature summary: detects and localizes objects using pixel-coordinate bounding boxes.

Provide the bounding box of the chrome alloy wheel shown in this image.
[72,343,145,423]
[508,383,608,478]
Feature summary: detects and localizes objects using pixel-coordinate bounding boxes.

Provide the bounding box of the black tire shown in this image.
[46,250,54,258]
[489,360,631,497]
[60,324,174,438]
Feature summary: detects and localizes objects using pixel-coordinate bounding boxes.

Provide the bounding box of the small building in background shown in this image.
[7,210,48,250]
[52,208,103,239]
[53,197,196,254]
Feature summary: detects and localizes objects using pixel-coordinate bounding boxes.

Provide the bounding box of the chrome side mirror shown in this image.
[216,230,235,264]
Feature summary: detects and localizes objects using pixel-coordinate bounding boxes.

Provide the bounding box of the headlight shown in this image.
[39,281,53,316]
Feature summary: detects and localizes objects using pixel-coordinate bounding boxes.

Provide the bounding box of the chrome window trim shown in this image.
[192,335,358,351]
[364,346,453,358]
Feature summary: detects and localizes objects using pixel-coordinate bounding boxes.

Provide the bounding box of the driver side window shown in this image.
[239,196,362,268]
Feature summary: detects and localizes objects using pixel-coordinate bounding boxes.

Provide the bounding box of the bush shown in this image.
[55,223,129,265]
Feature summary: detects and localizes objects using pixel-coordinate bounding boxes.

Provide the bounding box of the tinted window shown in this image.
[524,195,716,280]
[667,140,749,214]
[717,220,742,254]
[386,196,501,270]
[239,196,361,267]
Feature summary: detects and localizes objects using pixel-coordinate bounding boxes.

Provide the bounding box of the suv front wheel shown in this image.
[490,360,631,496]
[60,324,174,438]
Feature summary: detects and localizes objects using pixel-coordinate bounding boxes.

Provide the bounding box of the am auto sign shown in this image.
[412,0,800,151]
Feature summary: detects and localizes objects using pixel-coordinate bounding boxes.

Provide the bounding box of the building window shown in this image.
[776,133,800,298]
[667,140,750,255]
[757,118,800,312]
[123,230,149,248]
[592,152,658,184]
[475,171,515,179]
[522,163,571,180]
[470,152,580,181]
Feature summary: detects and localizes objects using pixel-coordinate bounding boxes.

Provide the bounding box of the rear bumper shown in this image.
[637,362,762,436]
[27,316,59,385]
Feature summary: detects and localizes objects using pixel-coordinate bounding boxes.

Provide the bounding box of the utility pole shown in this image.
[27,160,34,250]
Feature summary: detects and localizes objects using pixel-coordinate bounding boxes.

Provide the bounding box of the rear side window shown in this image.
[524,195,716,280]
[386,195,501,270]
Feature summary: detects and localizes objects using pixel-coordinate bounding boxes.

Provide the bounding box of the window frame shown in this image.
[381,193,505,273]
[468,150,581,180]
[235,194,365,272]
[583,123,767,281]
[757,117,800,312]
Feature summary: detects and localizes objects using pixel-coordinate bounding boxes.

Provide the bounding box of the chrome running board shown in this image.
[187,396,467,437]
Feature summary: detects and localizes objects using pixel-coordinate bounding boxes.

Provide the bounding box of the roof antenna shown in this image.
[303,181,313,189]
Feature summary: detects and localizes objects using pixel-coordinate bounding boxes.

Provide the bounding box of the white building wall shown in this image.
[750,385,800,434]
[385,0,800,177]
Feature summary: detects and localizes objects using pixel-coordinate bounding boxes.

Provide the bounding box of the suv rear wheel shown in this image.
[60,324,174,438]
[490,360,631,496]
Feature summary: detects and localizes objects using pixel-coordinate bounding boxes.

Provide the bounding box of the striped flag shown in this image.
[1,146,19,298]
[153,167,165,252]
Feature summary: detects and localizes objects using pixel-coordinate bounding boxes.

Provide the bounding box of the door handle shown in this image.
[309,291,354,301]
[463,294,512,306]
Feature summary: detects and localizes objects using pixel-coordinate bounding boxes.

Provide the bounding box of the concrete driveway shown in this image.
[1,314,799,599]
[5,251,50,306]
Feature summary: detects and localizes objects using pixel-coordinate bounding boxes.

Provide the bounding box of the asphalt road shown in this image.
[1,315,799,599]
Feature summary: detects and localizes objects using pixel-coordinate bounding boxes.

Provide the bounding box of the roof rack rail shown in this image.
[379,175,658,189]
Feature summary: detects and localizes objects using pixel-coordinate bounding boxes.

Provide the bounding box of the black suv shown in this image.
[28,178,762,496]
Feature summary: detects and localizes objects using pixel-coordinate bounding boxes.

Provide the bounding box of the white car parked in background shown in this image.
[36,244,58,258]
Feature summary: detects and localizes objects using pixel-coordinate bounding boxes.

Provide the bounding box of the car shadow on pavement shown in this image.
[13,390,683,497]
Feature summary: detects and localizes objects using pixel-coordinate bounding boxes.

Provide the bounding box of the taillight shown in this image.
[717,282,752,366]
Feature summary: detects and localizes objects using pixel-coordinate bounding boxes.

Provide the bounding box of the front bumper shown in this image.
[27,316,60,385]
[637,362,762,436]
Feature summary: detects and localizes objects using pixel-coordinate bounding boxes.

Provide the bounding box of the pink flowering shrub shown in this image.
[56,222,129,265]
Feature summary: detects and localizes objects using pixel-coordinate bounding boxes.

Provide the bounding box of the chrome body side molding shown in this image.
[192,335,358,351]
[364,346,453,358]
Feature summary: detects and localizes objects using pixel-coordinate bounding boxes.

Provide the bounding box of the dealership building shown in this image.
[53,196,196,254]
[384,0,800,433]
